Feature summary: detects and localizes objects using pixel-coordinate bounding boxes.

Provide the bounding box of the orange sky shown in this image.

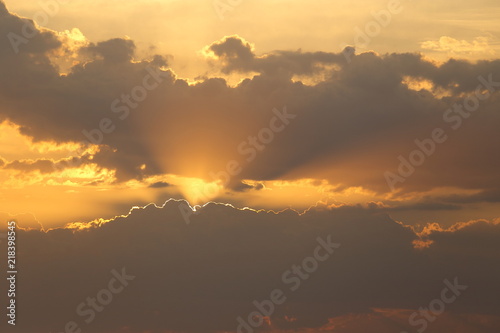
[1,1,500,332]
[1,0,500,229]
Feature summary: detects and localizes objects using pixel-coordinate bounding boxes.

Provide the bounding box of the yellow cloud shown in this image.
[421,36,495,55]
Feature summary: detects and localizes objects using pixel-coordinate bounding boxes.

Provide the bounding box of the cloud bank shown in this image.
[1,3,500,203]
[0,200,499,332]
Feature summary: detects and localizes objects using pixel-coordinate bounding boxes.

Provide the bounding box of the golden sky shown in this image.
[1,0,500,229]
[0,1,500,331]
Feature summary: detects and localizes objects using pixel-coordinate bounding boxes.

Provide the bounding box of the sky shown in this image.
[0,0,499,332]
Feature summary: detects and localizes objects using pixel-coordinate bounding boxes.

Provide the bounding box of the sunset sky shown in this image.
[0,0,500,332]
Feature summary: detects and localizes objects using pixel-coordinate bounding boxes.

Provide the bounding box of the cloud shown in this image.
[1,3,500,206]
[0,2,499,332]
[293,310,500,333]
[0,211,42,231]
[205,35,345,77]
[231,181,264,192]
[205,35,256,74]
[421,36,496,55]
[1,200,499,332]
[82,38,136,64]
[441,188,500,204]
[4,158,57,173]
[148,181,172,188]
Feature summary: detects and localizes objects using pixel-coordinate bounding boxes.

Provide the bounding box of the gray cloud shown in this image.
[230,181,264,192]
[148,181,172,188]
[207,35,346,77]
[83,38,136,64]
[1,3,500,204]
[4,158,57,173]
[1,200,498,332]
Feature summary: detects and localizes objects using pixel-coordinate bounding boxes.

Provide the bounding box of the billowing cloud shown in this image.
[205,35,345,77]
[83,38,136,64]
[1,2,500,211]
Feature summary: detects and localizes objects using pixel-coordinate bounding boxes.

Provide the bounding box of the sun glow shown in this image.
[174,176,224,205]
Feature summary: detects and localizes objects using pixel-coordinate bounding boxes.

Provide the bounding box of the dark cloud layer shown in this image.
[1,200,498,332]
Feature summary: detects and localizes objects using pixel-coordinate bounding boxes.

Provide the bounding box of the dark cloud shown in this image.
[441,189,500,204]
[4,158,56,173]
[83,38,136,64]
[231,181,264,192]
[1,200,498,332]
[148,181,172,188]
[207,35,346,77]
[331,201,462,214]
[207,36,255,74]
[1,3,500,203]
[387,202,462,212]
